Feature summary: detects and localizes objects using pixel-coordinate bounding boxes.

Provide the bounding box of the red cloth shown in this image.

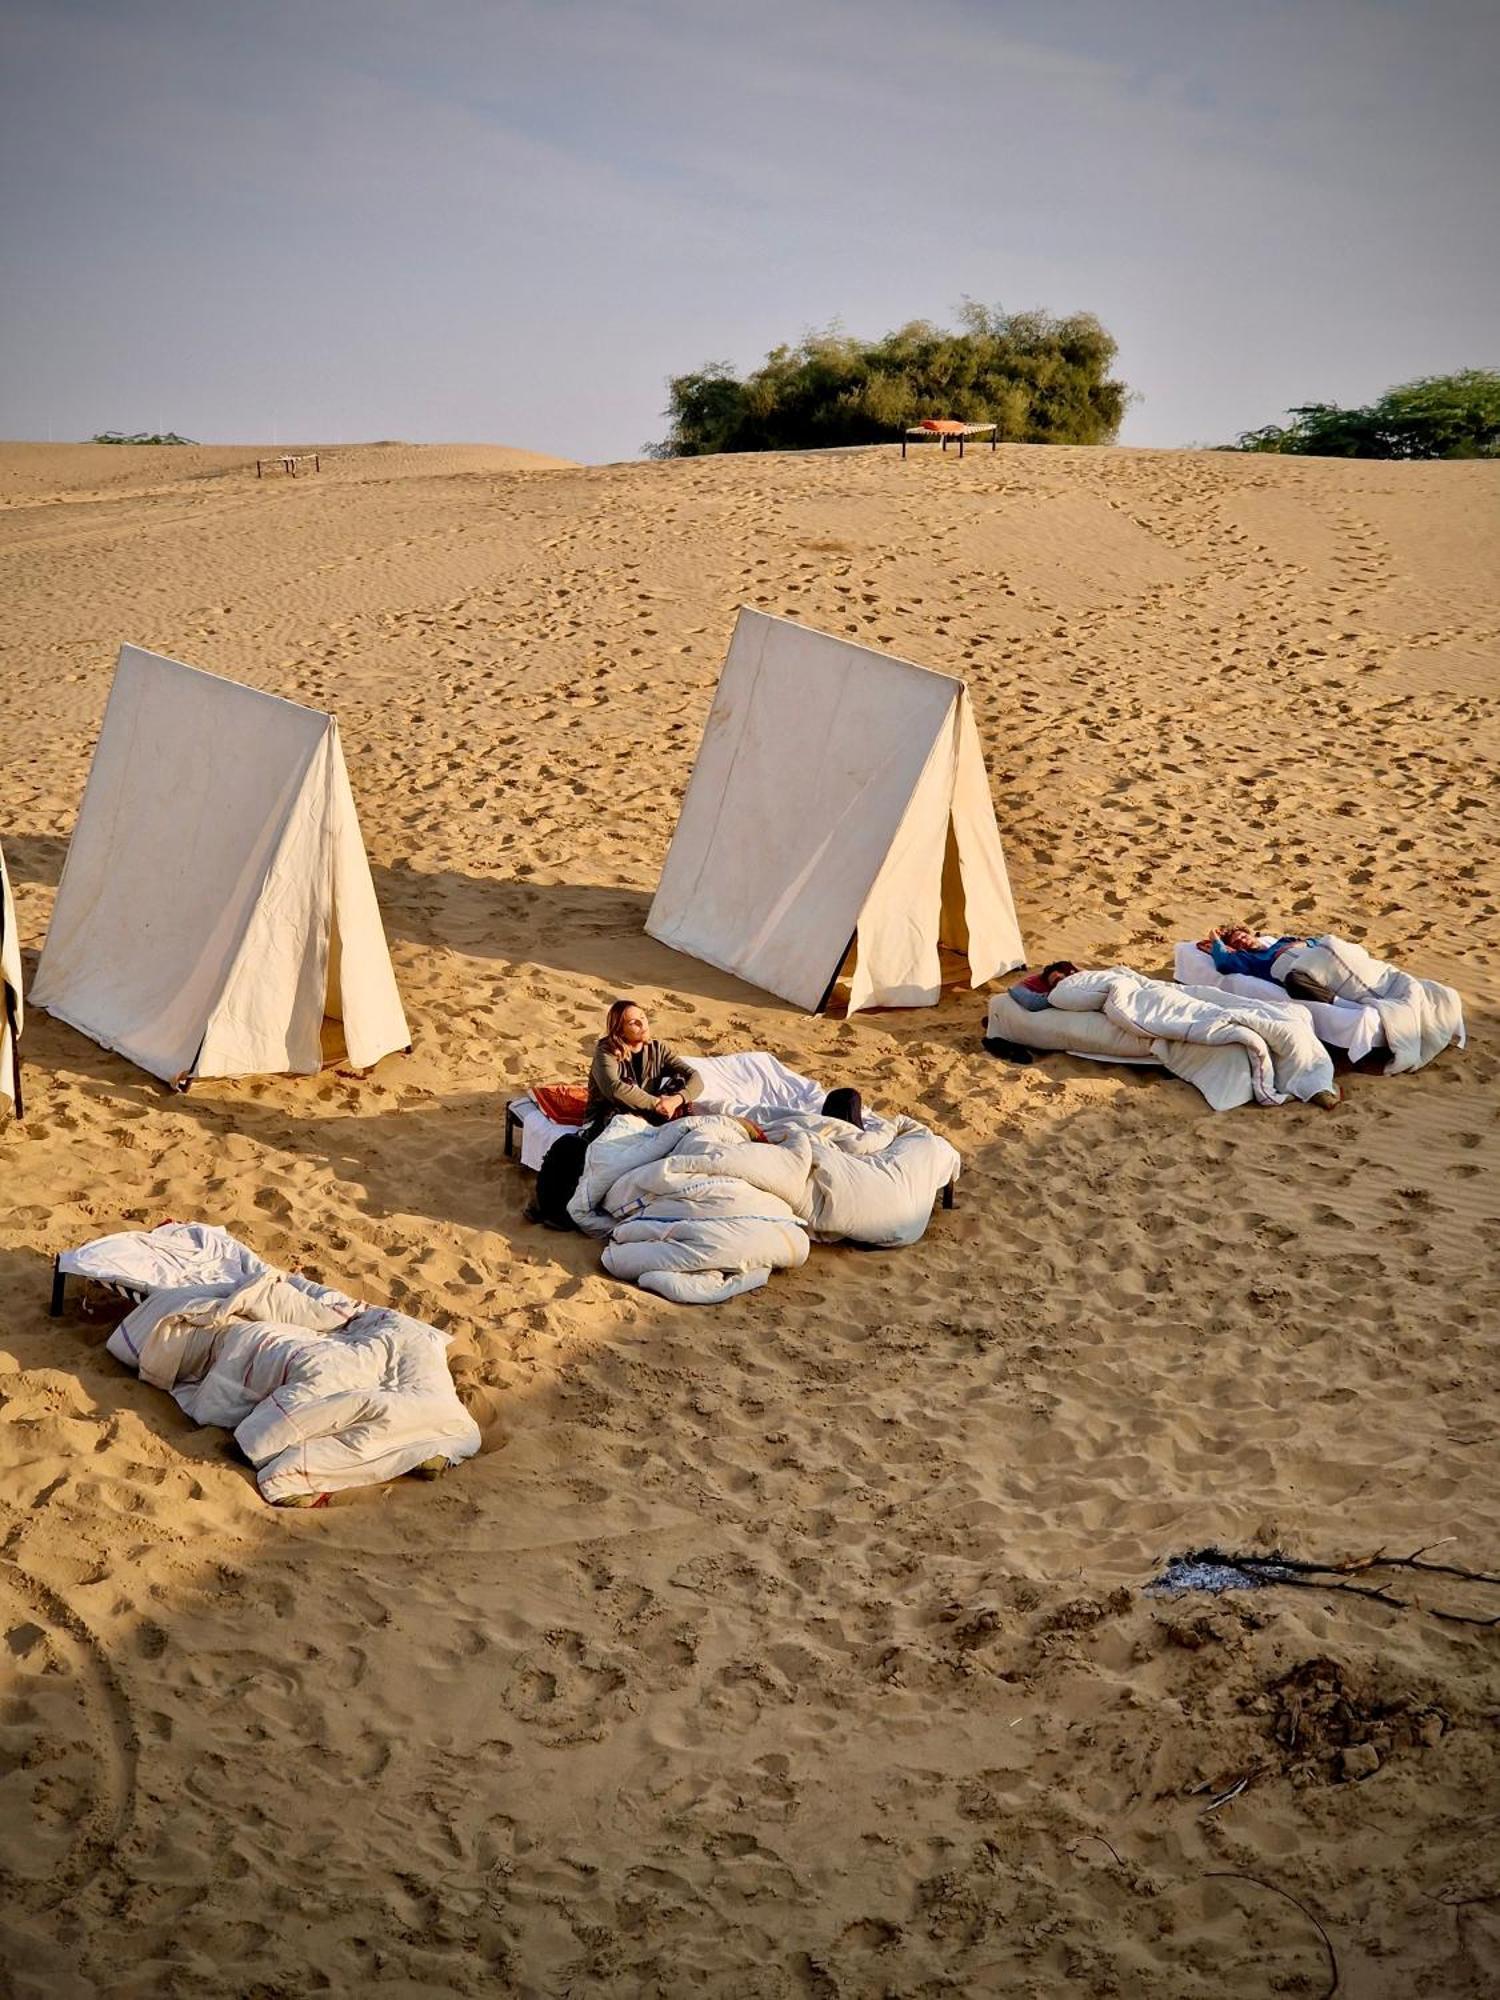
[920,418,968,434]
[532,1083,589,1125]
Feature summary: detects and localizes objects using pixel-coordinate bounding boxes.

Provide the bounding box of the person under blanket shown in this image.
[1196,924,1334,1001]
[989,961,1344,1106]
[586,999,704,1125]
[1008,960,1081,1011]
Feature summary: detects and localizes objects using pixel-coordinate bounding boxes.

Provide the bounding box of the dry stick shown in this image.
[1203,1872,1340,1999]
[1248,1570,1409,1611]
[1073,1831,1125,1868]
[1432,1607,1500,1631]
[1178,1547,1500,1625]
[1340,1545,1500,1588]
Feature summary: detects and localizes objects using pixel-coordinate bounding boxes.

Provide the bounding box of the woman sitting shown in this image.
[587,999,704,1126]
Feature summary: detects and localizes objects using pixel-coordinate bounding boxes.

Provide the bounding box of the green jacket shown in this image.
[587,1038,704,1120]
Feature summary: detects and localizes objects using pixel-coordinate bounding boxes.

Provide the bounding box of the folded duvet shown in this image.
[69,1224,481,1502]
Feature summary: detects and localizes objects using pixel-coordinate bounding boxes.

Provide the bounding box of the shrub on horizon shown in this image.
[1233,370,1500,459]
[646,303,1129,456]
[90,430,198,446]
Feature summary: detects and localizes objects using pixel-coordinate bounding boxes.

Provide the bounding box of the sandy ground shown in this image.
[1,437,1497,1997]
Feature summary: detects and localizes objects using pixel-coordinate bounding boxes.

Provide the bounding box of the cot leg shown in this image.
[959,434,966,459]
[49,1259,67,1317]
[942,1179,956,1211]
[901,436,907,459]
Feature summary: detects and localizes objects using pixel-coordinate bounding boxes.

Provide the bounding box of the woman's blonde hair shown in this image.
[604,997,645,1059]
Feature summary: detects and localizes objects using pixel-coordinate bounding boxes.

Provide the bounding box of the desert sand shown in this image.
[1,436,1497,1996]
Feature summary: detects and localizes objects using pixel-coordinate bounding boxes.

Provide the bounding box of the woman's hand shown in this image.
[656,1093,685,1119]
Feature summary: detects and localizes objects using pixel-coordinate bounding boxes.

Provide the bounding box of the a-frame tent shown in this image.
[33,646,410,1085]
[1,838,22,1117]
[647,608,1025,1012]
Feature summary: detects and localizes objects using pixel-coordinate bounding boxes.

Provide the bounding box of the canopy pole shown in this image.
[814,932,857,1016]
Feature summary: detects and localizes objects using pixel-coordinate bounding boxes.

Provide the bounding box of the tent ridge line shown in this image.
[748,604,972,693]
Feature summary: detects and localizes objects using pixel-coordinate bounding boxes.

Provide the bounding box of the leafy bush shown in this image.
[90,430,197,445]
[1234,371,1500,459]
[648,304,1128,456]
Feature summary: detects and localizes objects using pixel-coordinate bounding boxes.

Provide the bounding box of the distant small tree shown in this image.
[649,304,1128,456]
[90,430,197,445]
[1234,371,1500,459]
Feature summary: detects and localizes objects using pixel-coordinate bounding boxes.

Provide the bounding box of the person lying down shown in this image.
[1191,922,1464,1074]
[985,963,1342,1111]
[1196,923,1334,1000]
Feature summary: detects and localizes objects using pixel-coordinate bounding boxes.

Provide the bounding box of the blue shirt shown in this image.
[1209,935,1299,979]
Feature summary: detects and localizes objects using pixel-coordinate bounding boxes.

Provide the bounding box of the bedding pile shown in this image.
[988,968,1337,1111]
[1049,969,1336,1108]
[568,1108,960,1305]
[61,1223,481,1502]
[1273,936,1464,1073]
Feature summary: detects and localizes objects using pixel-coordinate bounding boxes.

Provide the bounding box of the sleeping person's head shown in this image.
[821,1087,865,1129]
[1039,960,1079,991]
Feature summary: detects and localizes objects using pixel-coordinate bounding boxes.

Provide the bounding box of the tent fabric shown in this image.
[1,838,22,1117]
[647,608,1024,1011]
[32,645,409,1082]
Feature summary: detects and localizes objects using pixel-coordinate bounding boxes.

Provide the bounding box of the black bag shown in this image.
[531,1130,590,1230]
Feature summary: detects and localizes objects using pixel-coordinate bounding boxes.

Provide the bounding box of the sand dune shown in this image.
[1,439,1497,1996]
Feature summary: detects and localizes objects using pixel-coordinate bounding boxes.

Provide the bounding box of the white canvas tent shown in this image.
[1,838,22,1117]
[647,608,1025,1012]
[33,646,410,1085]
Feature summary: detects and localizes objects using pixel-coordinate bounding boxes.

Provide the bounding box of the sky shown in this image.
[2,0,1496,462]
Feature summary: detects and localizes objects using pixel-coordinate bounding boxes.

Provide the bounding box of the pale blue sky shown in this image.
[2,0,1495,460]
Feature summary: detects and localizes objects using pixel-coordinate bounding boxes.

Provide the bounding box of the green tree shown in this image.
[649,305,1128,457]
[90,430,197,445]
[1234,370,1500,459]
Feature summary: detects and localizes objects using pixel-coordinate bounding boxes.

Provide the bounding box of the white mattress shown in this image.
[510,1050,829,1171]
[1172,943,1384,1062]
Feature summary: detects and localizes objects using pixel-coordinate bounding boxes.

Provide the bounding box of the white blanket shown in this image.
[1049,968,1335,1110]
[1277,936,1464,1074]
[568,1108,959,1304]
[1,839,21,1118]
[1172,942,1384,1063]
[69,1224,480,1502]
[59,1220,329,1298]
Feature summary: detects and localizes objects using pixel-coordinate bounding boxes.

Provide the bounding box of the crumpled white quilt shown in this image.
[68,1224,480,1502]
[1277,936,1464,1074]
[568,1109,960,1304]
[1048,967,1335,1110]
